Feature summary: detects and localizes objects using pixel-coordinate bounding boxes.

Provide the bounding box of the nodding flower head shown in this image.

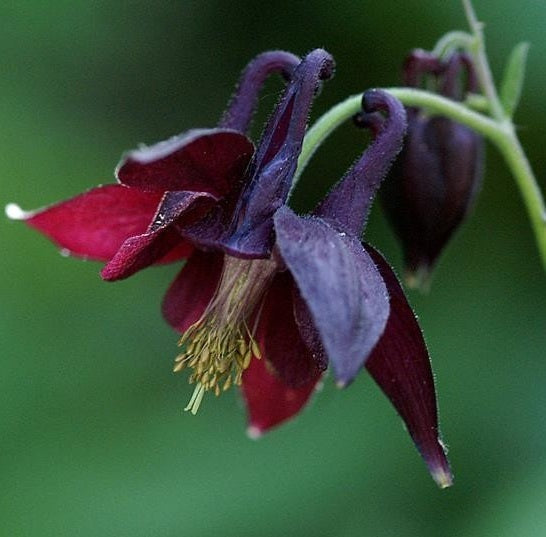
[10,47,452,487]
[376,49,484,289]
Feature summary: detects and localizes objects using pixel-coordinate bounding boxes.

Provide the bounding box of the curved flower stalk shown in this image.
[291,4,546,278]
[6,50,301,281]
[379,49,484,287]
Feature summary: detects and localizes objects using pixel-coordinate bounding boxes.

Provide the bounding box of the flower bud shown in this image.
[380,50,484,288]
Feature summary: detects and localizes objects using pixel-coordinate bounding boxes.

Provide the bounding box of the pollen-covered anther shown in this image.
[173,256,274,415]
[176,320,260,414]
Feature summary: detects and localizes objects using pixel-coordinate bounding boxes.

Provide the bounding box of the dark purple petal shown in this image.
[117,128,254,195]
[316,89,406,236]
[162,250,223,333]
[219,51,300,133]
[242,354,321,436]
[255,272,326,387]
[101,191,216,281]
[14,185,163,261]
[151,190,219,231]
[365,245,452,488]
[221,49,335,258]
[291,288,328,371]
[274,206,389,385]
[178,201,233,251]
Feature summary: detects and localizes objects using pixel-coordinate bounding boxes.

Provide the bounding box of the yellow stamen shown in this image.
[174,255,277,414]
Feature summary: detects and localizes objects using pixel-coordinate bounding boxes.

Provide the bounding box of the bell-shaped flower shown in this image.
[8,46,335,420]
[9,47,451,487]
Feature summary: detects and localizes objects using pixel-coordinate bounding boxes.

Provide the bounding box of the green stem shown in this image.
[494,127,546,270]
[462,0,506,121]
[297,89,499,183]
[432,30,474,58]
[464,93,489,113]
[296,87,546,271]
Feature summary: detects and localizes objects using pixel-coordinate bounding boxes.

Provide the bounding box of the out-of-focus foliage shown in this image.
[1,1,545,536]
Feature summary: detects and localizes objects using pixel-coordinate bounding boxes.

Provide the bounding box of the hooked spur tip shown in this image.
[306,48,335,81]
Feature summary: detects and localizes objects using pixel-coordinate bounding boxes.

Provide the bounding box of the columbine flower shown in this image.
[6,50,301,282]
[9,47,451,487]
[166,82,452,487]
[379,49,484,288]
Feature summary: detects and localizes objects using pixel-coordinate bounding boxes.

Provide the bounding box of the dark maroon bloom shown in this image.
[10,48,451,487]
[378,50,484,287]
[7,50,301,281]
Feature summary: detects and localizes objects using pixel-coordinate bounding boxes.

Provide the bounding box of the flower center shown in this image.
[174,255,277,414]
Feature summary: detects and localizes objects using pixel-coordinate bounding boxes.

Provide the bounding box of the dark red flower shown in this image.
[9,48,336,414]
[10,49,451,487]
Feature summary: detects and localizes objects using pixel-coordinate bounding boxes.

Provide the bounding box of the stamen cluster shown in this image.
[174,256,275,414]
[175,318,261,413]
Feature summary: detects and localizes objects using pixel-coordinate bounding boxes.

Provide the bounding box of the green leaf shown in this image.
[500,42,530,118]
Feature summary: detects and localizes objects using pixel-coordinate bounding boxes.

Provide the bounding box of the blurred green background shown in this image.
[1,1,545,536]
